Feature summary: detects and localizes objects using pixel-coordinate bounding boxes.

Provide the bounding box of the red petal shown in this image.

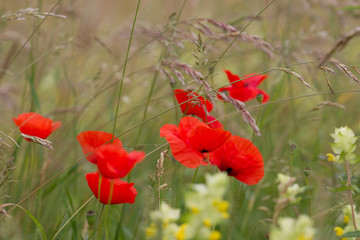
[228,87,260,102]
[96,145,144,179]
[77,131,122,164]
[209,135,264,185]
[86,172,137,205]
[224,70,242,88]
[187,125,231,153]
[256,89,270,103]
[174,89,213,116]
[13,112,61,139]
[200,114,223,129]
[160,123,204,168]
[242,73,268,88]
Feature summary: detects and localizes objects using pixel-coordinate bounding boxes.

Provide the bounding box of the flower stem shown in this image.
[111,0,141,140]
[192,167,199,183]
[346,159,357,231]
[305,175,312,217]
[96,204,106,240]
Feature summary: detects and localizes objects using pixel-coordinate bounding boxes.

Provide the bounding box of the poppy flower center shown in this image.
[226,168,233,174]
[200,149,209,153]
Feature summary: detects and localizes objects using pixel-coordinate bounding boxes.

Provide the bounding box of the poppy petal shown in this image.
[187,125,231,153]
[200,114,223,129]
[160,123,204,168]
[86,172,137,205]
[96,145,145,179]
[242,73,268,88]
[209,135,264,185]
[13,112,61,140]
[224,69,242,88]
[174,89,213,116]
[256,89,270,103]
[77,131,122,164]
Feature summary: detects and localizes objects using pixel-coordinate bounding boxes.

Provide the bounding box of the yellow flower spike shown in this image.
[203,218,212,228]
[212,199,220,207]
[145,222,157,237]
[163,219,169,228]
[209,230,222,240]
[334,227,344,237]
[298,234,313,240]
[221,212,230,219]
[190,206,200,214]
[344,215,350,224]
[175,224,187,240]
[217,200,230,212]
[327,153,335,162]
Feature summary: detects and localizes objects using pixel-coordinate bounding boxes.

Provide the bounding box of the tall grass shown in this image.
[1,0,360,239]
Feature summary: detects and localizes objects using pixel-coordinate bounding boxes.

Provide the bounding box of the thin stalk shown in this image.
[97,204,106,240]
[134,0,187,143]
[111,0,141,139]
[346,159,357,231]
[51,196,94,240]
[192,167,199,183]
[305,176,311,217]
[252,102,262,142]
[211,0,276,71]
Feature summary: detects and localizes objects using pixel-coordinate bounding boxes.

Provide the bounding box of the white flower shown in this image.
[270,215,316,240]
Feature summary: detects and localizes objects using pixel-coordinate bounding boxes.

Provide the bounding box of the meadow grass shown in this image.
[1,0,360,239]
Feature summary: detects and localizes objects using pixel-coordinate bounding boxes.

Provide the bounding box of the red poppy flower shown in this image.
[77,131,123,164]
[219,70,269,103]
[13,112,61,140]
[96,144,145,179]
[160,116,231,168]
[209,135,264,185]
[86,172,137,205]
[174,89,223,128]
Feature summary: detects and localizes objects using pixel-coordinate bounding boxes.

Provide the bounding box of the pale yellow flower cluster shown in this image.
[145,172,230,240]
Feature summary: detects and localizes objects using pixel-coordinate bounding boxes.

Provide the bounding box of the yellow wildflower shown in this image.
[175,224,187,240]
[334,227,344,237]
[209,230,221,240]
[327,153,335,162]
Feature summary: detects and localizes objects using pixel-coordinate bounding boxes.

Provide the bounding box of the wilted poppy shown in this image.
[86,172,137,205]
[174,89,223,128]
[13,112,61,140]
[219,70,269,103]
[160,116,231,168]
[77,131,122,164]
[209,135,264,185]
[96,144,145,179]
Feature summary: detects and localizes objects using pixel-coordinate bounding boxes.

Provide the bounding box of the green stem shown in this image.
[252,103,262,142]
[51,196,94,240]
[346,159,357,231]
[192,167,199,183]
[96,204,106,240]
[211,0,276,72]
[305,176,311,217]
[111,0,141,140]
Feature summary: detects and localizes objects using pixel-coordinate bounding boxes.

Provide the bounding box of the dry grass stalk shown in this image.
[177,18,274,57]
[319,66,336,75]
[331,61,359,83]
[318,27,360,67]
[18,133,54,150]
[0,8,66,22]
[217,92,261,136]
[277,68,311,88]
[319,66,335,93]
[161,59,214,101]
[351,66,360,76]
[310,101,346,111]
